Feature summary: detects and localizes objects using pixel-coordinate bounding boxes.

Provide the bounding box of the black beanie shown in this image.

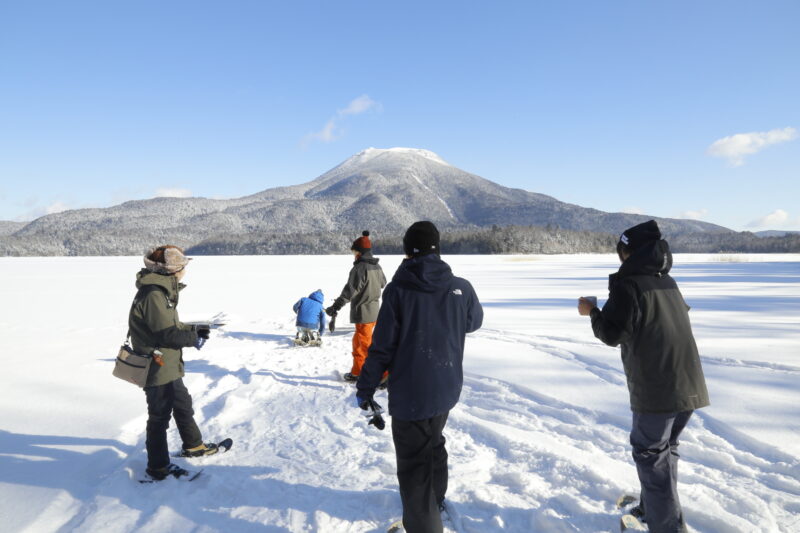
[403,221,440,257]
[619,220,662,251]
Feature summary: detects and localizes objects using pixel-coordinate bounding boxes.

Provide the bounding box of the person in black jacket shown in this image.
[357,221,483,533]
[579,220,709,533]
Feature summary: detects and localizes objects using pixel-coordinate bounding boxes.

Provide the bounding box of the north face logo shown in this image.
[452,289,462,295]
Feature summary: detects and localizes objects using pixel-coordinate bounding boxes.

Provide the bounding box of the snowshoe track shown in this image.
[62,318,799,532]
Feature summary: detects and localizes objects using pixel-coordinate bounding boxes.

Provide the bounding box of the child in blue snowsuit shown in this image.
[293,290,327,344]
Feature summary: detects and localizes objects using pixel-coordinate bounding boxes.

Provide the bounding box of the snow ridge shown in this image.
[411,173,457,220]
[348,147,449,167]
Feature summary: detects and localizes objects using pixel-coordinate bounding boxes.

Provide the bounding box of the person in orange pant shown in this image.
[326,230,387,381]
[351,321,376,375]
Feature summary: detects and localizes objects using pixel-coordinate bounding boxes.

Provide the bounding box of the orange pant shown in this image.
[351,322,376,375]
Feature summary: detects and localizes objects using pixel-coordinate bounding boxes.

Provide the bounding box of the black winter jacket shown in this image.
[357,254,483,421]
[591,240,710,413]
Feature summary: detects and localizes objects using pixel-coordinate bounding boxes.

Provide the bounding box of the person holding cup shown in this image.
[578,220,709,533]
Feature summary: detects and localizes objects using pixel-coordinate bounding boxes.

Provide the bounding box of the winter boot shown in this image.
[309,331,322,346]
[146,463,191,481]
[630,504,646,522]
[343,372,359,382]
[181,442,219,458]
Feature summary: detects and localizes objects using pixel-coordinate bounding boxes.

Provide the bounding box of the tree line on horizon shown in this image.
[1,224,798,256]
[184,225,800,256]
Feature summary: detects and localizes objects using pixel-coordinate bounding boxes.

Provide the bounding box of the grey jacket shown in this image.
[334,252,387,324]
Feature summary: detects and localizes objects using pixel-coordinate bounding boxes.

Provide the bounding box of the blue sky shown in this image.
[1,1,798,231]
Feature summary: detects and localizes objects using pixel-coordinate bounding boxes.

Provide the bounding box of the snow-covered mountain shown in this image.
[0,147,729,255]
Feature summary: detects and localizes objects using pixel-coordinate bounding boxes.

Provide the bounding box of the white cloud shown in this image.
[747,209,792,229]
[680,208,708,220]
[303,94,381,145]
[45,201,70,215]
[707,127,797,167]
[154,188,192,198]
[14,200,72,221]
[621,207,644,215]
[339,94,380,116]
[308,119,338,143]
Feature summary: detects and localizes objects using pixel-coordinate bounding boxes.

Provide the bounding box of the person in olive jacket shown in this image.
[129,245,217,480]
[357,221,483,533]
[578,220,709,533]
[326,230,387,381]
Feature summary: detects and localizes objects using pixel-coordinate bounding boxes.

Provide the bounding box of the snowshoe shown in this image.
[176,438,233,458]
[307,331,322,347]
[140,463,202,483]
[620,514,647,531]
[387,519,403,532]
[294,332,309,346]
[616,494,638,509]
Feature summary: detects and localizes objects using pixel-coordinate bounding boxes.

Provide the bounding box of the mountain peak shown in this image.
[346,147,449,167]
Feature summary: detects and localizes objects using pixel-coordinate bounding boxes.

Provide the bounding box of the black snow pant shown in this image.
[391,412,449,533]
[144,378,203,470]
[630,410,693,533]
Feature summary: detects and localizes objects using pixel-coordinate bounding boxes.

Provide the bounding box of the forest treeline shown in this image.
[1,224,797,256]
[185,225,800,256]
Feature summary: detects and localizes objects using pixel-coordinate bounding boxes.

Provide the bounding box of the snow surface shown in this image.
[0,254,798,532]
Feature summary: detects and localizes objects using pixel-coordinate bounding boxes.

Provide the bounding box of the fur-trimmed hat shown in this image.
[351,231,372,253]
[403,221,440,257]
[143,245,192,274]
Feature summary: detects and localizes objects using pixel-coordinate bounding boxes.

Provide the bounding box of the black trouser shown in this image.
[144,378,203,470]
[630,410,693,533]
[391,412,449,533]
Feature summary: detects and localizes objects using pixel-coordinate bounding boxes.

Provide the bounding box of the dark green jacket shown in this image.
[334,252,387,324]
[128,269,198,387]
[590,240,710,414]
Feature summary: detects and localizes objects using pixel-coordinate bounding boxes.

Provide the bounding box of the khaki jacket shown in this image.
[128,269,197,387]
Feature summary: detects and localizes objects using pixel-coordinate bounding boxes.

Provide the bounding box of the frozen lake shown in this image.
[0,254,798,532]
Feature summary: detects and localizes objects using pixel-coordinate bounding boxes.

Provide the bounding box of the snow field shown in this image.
[0,255,798,532]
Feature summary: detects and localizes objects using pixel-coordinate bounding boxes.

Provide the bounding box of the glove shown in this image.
[356,396,385,431]
[355,394,368,409]
[356,395,382,413]
[326,298,344,317]
[194,336,207,350]
[196,326,211,339]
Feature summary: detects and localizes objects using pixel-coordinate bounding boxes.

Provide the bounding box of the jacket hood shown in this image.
[393,254,454,293]
[135,268,184,300]
[309,290,324,303]
[356,250,380,266]
[617,239,673,279]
